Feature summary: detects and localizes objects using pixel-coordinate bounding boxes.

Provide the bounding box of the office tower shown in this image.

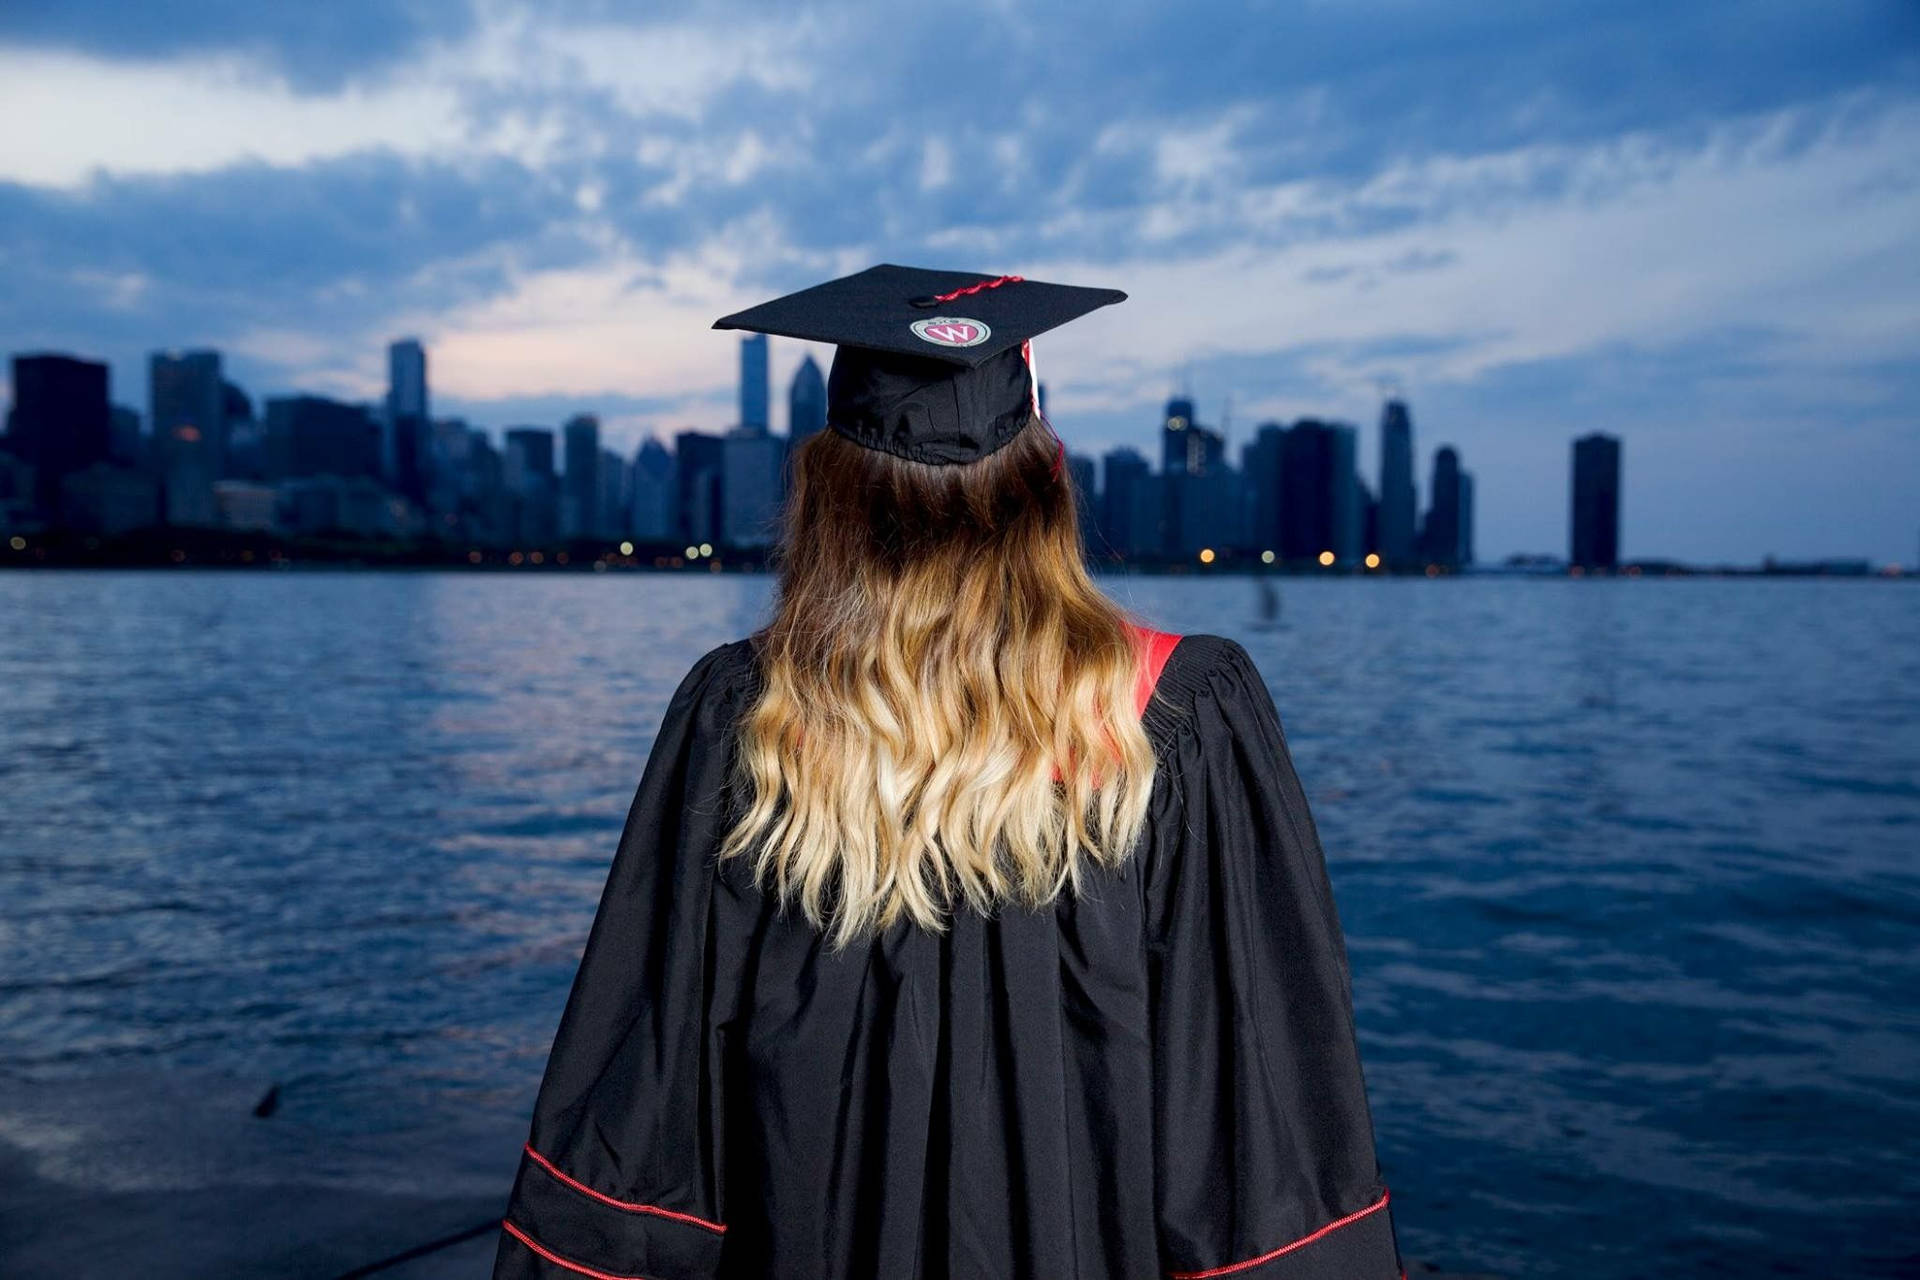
[109,404,143,467]
[630,437,677,540]
[504,427,558,544]
[674,430,726,547]
[722,426,784,548]
[1277,419,1337,562]
[9,353,110,517]
[1160,397,1195,474]
[1066,451,1097,554]
[562,414,601,538]
[598,447,628,540]
[1359,478,1379,561]
[463,428,508,545]
[1457,470,1475,566]
[61,463,160,535]
[1242,423,1287,555]
[150,350,224,526]
[1571,433,1621,570]
[1378,399,1416,565]
[788,355,826,447]
[740,334,770,432]
[1161,398,1227,559]
[263,396,383,481]
[1098,447,1154,559]
[387,338,429,503]
[1422,446,1464,567]
[1329,422,1360,562]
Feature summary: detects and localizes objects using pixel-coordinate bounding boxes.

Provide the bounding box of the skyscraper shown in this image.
[1274,420,1351,564]
[562,414,601,538]
[740,334,770,432]
[1098,447,1157,560]
[1571,433,1621,570]
[788,355,826,448]
[9,353,110,517]
[675,430,725,547]
[504,427,558,545]
[1066,451,1097,555]
[1421,446,1464,567]
[1329,422,1360,562]
[1457,470,1476,566]
[150,350,224,526]
[630,437,677,540]
[723,426,784,548]
[263,396,382,481]
[1241,423,1287,555]
[1378,399,1417,566]
[387,339,429,504]
[599,447,629,540]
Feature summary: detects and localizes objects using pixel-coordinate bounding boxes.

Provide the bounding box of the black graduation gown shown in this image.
[492,632,1401,1280]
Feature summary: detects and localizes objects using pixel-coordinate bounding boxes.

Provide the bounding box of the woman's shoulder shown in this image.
[1139,631,1271,741]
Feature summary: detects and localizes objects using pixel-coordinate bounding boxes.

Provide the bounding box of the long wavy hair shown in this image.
[716,412,1159,948]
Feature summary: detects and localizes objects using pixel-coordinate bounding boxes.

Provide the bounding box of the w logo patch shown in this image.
[910,317,990,348]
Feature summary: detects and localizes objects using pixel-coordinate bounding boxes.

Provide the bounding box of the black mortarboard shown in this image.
[713,264,1126,465]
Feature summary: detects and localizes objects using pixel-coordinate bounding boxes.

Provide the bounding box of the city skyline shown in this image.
[2,3,1916,562]
[5,327,1542,572]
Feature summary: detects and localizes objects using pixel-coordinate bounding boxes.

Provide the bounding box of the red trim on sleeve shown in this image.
[500,1219,657,1280]
[1166,1191,1392,1279]
[521,1144,727,1234]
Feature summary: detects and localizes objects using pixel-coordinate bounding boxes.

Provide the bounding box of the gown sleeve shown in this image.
[492,642,747,1280]
[1146,638,1401,1280]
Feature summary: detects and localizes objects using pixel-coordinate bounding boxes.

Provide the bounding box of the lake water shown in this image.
[1,572,1916,1278]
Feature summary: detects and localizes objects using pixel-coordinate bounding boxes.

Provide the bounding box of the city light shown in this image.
[698,543,713,557]
[619,541,634,556]
[685,545,700,559]
[1318,550,1335,566]
[7,536,24,551]
[1198,547,1215,564]
[1365,553,1381,569]
[1261,550,1275,563]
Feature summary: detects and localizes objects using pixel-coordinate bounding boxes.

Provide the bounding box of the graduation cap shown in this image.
[713,264,1126,466]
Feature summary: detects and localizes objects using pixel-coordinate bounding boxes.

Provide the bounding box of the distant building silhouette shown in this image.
[504,427,558,544]
[630,437,677,540]
[1457,470,1475,566]
[223,382,264,480]
[722,426,784,549]
[598,447,628,542]
[109,404,143,468]
[1242,423,1286,556]
[1571,432,1621,569]
[1421,445,1467,567]
[675,430,725,548]
[9,353,111,519]
[789,355,826,447]
[1378,399,1417,566]
[150,350,224,526]
[1098,447,1158,559]
[1282,420,1344,560]
[740,334,770,433]
[387,339,429,505]
[1065,451,1097,553]
[562,414,601,539]
[1160,398,1231,558]
[264,395,382,482]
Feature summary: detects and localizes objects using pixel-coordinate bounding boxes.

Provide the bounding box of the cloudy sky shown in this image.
[2,0,1916,563]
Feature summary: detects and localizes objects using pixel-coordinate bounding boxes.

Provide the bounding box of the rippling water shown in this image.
[1,572,1916,1277]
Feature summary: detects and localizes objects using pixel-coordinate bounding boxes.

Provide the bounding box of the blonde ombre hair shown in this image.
[717,413,1159,948]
